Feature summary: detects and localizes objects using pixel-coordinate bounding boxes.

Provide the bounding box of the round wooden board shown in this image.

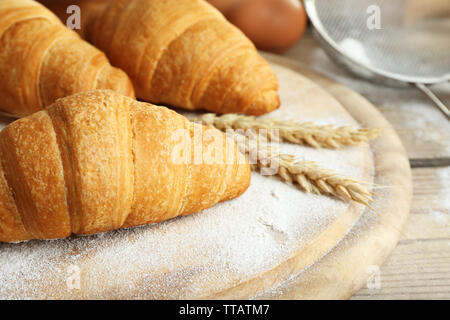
[0,56,411,300]
[256,53,412,299]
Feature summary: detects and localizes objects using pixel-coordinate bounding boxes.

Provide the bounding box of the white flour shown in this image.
[0,64,373,299]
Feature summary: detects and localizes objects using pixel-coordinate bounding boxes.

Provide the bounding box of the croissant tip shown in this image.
[96,65,136,99]
[243,90,281,116]
[222,160,252,202]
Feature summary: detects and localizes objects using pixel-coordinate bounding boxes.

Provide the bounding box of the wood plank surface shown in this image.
[281,30,449,300]
[352,240,450,299]
[351,167,450,299]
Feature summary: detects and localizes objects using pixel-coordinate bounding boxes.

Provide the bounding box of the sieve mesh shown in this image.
[305,0,450,84]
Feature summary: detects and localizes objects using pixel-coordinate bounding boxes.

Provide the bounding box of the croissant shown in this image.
[83,0,280,115]
[0,90,251,243]
[0,0,135,117]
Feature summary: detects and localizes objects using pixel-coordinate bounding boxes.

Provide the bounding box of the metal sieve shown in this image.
[304,0,450,119]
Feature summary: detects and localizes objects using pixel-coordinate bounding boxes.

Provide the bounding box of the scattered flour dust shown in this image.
[428,167,450,225]
[0,64,373,299]
[428,210,449,224]
[437,167,450,209]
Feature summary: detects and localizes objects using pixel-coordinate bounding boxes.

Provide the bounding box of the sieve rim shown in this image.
[304,0,450,85]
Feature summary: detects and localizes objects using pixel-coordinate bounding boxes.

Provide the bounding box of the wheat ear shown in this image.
[229,131,373,206]
[195,113,380,148]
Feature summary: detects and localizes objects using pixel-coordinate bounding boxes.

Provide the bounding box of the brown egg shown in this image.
[207,0,241,16]
[228,0,308,53]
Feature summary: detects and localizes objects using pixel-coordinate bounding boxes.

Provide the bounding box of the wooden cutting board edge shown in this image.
[251,53,413,299]
[203,57,375,300]
[0,55,410,300]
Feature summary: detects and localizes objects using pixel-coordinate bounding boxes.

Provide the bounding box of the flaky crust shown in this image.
[0,90,251,242]
[0,0,135,117]
[86,0,280,115]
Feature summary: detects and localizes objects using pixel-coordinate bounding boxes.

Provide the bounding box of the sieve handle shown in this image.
[415,83,450,120]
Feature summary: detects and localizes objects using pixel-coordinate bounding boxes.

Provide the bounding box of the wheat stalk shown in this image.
[195,113,380,148]
[228,131,373,206]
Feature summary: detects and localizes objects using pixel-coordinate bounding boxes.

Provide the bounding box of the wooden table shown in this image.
[281,30,450,299]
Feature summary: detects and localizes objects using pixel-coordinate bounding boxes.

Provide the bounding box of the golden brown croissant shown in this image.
[84,0,280,115]
[0,90,251,243]
[0,0,135,117]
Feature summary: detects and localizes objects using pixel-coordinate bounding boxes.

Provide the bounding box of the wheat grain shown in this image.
[229,131,373,206]
[195,113,380,148]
